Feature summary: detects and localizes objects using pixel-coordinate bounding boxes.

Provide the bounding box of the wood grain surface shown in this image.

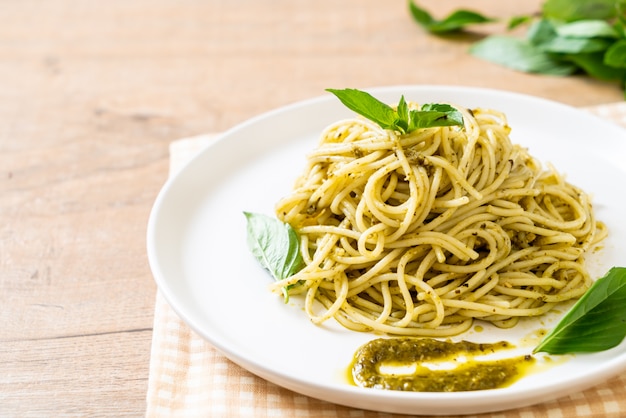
[0,0,622,416]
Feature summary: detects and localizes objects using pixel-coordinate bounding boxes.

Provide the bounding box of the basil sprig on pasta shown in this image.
[534,267,626,354]
[244,212,303,302]
[326,88,464,134]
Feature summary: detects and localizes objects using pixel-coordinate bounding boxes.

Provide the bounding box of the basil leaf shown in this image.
[569,52,626,80]
[507,15,533,31]
[542,0,617,22]
[605,40,626,68]
[469,35,578,75]
[244,212,304,302]
[325,88,398,131]
[326,88,464,133]
[527,18,558,46]
[410,104,464,131]
[529,19,615,54]
[615,20,626,40]
[618,1,626,33]
[408,0,494,34]
[534,267,626,354]
[555,20,619,39]
[539,36,614,54]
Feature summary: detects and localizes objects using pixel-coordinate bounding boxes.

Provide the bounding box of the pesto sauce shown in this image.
[351,338,535,392]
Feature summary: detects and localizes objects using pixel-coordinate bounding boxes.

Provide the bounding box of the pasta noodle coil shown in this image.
[274,104,606,336]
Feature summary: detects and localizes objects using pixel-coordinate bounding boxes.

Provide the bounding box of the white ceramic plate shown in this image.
[147,86,626,416]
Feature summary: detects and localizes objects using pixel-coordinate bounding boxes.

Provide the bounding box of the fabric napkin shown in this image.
[146,102,626,418]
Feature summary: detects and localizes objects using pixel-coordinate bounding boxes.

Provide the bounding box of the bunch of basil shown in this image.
[409,0,626,98]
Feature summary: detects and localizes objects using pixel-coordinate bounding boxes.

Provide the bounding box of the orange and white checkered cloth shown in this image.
[146,102,626,418]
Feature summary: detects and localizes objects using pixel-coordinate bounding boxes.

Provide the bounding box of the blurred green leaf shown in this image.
[408,0,495,33]
[542,0,617,22]
[605,40,626,68]
[507,15,533,30]
[540,36,614,54]
[556,20,618,38]
[556,20,619,38]
[527,19,558,45]
[569,52,626,79]
[469,36,577,75]
[528,19,615,54]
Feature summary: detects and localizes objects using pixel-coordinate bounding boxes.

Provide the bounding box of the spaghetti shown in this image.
[273,104,606,336]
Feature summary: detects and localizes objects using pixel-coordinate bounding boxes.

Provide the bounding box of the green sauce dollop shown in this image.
[351,337,535,392]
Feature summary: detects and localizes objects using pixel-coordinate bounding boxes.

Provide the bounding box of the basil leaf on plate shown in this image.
[408,0,494,34]
[534,267,626,355]
[244,212,304,302]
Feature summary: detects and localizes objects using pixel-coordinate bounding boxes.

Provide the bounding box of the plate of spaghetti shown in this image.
[147,86,626,415]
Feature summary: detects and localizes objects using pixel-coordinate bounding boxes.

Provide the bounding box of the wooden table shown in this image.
[1,1,622,416]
